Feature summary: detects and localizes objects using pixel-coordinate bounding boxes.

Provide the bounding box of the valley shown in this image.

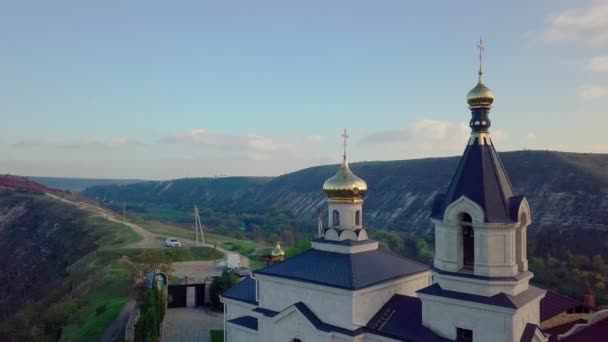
[0,181,265,341]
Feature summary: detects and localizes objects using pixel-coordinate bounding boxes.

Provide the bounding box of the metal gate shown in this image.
[168,285,187,308]
[167,283,206,308]
[195,283,206,306]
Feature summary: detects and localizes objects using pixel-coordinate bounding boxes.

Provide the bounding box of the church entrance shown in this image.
[460,214,474,270]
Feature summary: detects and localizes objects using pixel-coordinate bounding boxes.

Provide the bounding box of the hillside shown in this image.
[28,176,144,191]
[83,150,608,256]
[0,174,54,193]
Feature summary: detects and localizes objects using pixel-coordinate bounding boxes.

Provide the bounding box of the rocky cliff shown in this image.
[0,192,97,320]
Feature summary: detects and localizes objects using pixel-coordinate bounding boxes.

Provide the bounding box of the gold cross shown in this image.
[477,37,484,76]
[341,129,349,161]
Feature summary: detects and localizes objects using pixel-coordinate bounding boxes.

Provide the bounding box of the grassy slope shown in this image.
[1,195,229,342]
[61,241,223,340]
[58,217,140,341]
[136,220,271,269]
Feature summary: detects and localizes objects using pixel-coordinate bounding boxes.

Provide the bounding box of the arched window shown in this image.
[459,213,474,270]
[332,210,340,226]
[293,339,302,342]
[355,210,361,226]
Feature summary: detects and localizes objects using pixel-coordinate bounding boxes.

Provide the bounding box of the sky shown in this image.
[1,0,608,179]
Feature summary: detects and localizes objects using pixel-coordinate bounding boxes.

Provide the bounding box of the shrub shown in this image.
[210,269,239,311]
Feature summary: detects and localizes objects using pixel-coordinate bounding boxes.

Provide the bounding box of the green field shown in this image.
[136,220,272,269]
[55,217,141,341]
[210,330,224,342]
[131,246,224,263]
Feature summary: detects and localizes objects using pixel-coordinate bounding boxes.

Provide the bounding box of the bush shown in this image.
[210,269,239,311]
[135,285,166,342]
[210,330,224,342]
[95,304,107,316]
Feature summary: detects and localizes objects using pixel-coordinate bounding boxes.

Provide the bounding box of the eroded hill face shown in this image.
[83,151,608,255]
[0,193,97,320]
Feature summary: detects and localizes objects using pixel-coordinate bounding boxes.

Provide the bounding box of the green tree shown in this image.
[286,239,311,258]
[210,269,239,311]
[135,285,165,342]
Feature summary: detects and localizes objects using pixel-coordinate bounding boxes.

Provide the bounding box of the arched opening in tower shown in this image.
[460,213,474,270]
[332,210,340,226]
[355,210,360,226]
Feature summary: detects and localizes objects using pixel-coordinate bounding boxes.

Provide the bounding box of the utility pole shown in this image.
[194,207,199,247]
[194,205,205,247]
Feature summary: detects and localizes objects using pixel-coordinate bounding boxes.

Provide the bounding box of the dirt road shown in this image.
[47,193,174,248]
[46,193,250,266]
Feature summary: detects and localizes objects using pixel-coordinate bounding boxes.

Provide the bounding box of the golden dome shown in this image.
[322,159,367,200]
[271,243,285,257]
[467,73,494,108]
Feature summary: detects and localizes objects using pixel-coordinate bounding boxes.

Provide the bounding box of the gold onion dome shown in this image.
[271,243,285,257]
[467,73,495,108]
[322,158,367,200]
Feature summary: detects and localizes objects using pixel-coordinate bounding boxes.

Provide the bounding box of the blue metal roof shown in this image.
[520,323,544,342]
[539,289,581,322]
[431,140,521,223]
[366,294,443,342]
[227,316,258,331]
[249,299,445,341]
[254,248,429,290]
[222,276,257,305]
[417,284,545,309]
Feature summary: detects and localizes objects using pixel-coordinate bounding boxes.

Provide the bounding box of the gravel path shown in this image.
[163,307,223,342]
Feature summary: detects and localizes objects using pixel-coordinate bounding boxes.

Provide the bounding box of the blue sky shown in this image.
[1,0,608,179]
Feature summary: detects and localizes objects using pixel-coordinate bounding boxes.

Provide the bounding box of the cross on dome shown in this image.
[477,37,484,78]
[341,129,349,161]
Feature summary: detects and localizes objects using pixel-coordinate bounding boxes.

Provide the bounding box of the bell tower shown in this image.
[321,129,369,242]
[418,39,546,342]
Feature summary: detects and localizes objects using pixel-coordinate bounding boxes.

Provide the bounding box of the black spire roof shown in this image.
[431,79,523,223]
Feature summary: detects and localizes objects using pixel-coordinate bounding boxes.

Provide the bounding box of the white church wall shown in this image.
[269,309,331,342]
[256,274,355,329]
[420,296,516,342]
[311,240,378,254]
[353,272,431,325]
[511,298,542,342]
[434,271,532,297]
[433,221,461,272]
[328,201,363,229]
[224,298,256,321]
[475,225,519,277]
[226,323,259,342]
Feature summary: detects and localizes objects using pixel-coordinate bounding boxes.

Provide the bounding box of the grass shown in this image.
[136,220,271,269]
[59,216,143,342]
[210,330,224,342]
[131,246,224,263]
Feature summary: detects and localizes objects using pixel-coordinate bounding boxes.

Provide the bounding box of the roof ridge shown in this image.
[375,249,431,268]
[487,144,514,218]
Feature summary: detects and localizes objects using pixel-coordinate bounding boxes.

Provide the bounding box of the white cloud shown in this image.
[541,1,608,46]
[527,132,537,140]
[360,119,473,156]
[159,129,289,154]
[492,130,507,144]
[12,137,143,149]
[306,134,322,144]
[587,56,608,72]
[581,86,608,99]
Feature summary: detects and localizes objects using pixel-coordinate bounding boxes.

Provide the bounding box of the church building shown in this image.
[221,46,553,341]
